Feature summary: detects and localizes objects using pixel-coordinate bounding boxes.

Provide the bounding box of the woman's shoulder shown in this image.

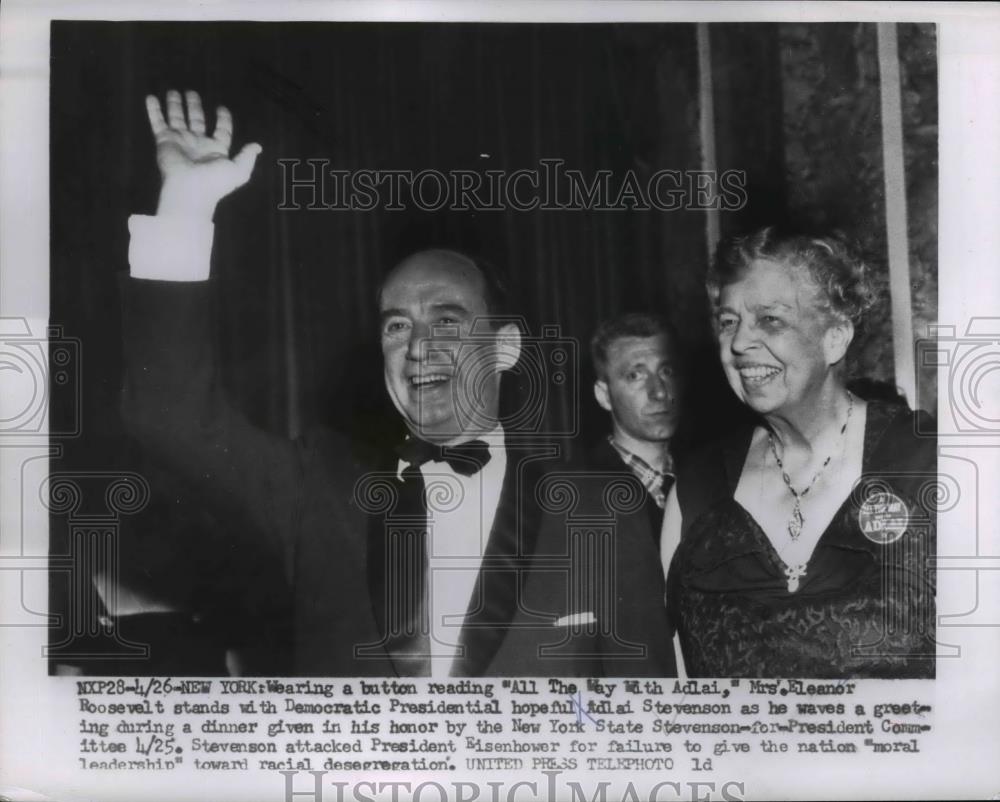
[848,378,935,461]
[675,422,756,526]
[863,398,937,472]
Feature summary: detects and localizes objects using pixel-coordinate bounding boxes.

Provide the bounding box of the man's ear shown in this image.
[594,380,612,413]
[823,317,854,367]
[494,322,522,372]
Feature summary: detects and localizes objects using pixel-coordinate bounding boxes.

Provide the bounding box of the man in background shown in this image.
[561,312,683,676]
[589,313,681,544]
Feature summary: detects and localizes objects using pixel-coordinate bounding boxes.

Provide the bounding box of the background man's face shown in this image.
[379,252,507,442]
[595,334,680,444]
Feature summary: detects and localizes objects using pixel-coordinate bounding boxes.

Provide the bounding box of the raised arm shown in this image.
[122,90,301,569]
[149,89,261,226]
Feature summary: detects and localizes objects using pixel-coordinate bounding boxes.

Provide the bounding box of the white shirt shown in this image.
[128,214,214,281]
[397,429,507,677]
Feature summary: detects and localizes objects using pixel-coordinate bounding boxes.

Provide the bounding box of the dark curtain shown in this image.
[49,22,783,672]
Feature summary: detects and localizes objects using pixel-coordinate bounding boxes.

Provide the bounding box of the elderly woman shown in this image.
[661,227,936,678]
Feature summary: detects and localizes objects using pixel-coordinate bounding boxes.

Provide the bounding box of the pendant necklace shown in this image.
[767,391,853,592]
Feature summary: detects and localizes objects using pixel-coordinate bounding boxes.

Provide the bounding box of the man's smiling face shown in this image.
[379,250,509,443]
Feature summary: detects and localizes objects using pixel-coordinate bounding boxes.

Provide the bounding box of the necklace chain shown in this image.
[767,391,854,544]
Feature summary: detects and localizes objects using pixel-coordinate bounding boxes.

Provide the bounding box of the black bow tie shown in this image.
[396,437,492,476]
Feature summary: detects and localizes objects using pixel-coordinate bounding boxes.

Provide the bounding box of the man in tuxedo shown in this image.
[121,89,653,676]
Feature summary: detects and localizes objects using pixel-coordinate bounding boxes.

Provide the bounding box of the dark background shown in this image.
[48,21,937,673]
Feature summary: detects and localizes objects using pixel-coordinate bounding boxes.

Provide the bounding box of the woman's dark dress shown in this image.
[668,400,937,678]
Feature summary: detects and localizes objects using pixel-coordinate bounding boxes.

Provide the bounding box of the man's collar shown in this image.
[608,434,674,476]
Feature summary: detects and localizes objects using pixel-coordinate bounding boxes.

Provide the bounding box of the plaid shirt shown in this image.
[608,436,675,509]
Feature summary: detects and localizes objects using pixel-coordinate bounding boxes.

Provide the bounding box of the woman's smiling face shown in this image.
[716,258,847,418]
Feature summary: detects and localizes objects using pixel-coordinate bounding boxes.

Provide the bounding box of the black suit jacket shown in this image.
[563,439,677,677]
[572,438,677,676]
[121,278,630,676]
[586,438,669,545]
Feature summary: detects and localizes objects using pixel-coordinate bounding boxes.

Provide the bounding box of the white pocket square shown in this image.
[554,611,597,627]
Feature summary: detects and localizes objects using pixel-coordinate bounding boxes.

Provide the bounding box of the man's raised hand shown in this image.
[147,90,262,219]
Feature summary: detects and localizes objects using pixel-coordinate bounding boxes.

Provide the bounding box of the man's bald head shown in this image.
[378,249,510,326]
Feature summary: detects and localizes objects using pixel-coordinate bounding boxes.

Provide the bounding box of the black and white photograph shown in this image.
[44,17,941,679]
[1,2,998,801]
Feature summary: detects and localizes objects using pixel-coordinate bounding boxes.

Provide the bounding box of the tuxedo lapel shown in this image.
[365,504,392,664]
[363,448,416,677]
[452,442,552,676]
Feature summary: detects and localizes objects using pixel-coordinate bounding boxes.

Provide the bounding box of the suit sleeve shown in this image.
[119,272,305,569]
